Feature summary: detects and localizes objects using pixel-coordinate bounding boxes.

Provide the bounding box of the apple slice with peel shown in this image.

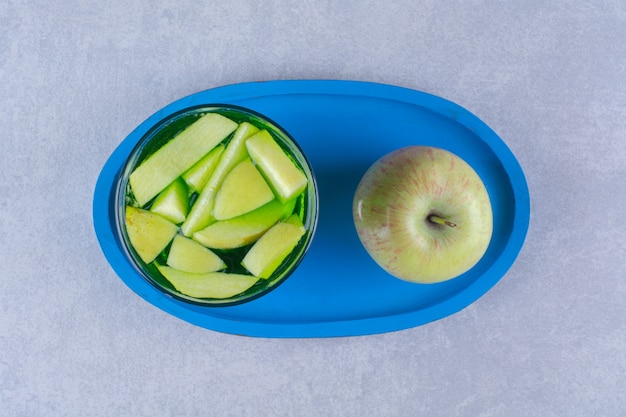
[213,158,275,221]
[241,214,306,279]
[129,113,237,206]
[182,144,224,193]
[182,122,260,236]
[156,265,259,299]
[192,199,296,249]
[149,178,189,224]
[125,206,178,263]
[246,130,308,203]
[166,235,225,273]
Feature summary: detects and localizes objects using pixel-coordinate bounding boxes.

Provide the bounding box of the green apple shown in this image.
[149,178,189,224]
[241,214,306,278]
[182,144,224,193]
[125,206,178,263]
[246,129,308,203]
[181,122,259,236]
[352,146,493,283]
[129,113,237,206]
[166,234,225,273]
[192,199,296,250]
[156,265,259,299]
[212,158,275,221]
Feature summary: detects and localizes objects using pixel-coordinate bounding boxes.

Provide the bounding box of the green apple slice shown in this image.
[241,214,306,279]
[129,113,237,206]
[192,199,296,249]
[156,265,259,299]
[181,122,260,236]
[166,235,225,273]
[245,130,308,203]
[125,206,178,263]
[149,178,189,224]
[213,158,275,221]
[181,144,224,193]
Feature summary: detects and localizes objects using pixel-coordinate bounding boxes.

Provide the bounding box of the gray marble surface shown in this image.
[2,1,625,416]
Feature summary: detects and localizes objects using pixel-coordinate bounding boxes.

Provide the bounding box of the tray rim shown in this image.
[93,79,530,338]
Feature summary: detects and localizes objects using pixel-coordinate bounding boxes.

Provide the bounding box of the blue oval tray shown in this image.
[93,80,530,338]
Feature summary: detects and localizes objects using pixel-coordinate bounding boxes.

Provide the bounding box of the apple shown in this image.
[246,129,308,203]
[129,113,237,207]
[192,199,296,250]
[149,178,189,224]
[156,265,259,299]
[166,235,225,273]
[241,214,306,278]
[352,146,493,283]
[124,206,178,264]
[212,158,275,220]
[182,143,224,193]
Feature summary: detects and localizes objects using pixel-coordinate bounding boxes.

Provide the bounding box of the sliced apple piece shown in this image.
[166,235,225,273]
[125,206,178,263]
[192,199,296,249]
[182,144,224,193]
[213,158,275,221]
[156,265,259,299]
[181,122,260,236]
[241,215,306,278]
[245,130,308,203]
[149,178,189,224]
[129,113,237,206]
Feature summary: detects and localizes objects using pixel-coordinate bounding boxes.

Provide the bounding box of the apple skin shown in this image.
[352,146,493,284]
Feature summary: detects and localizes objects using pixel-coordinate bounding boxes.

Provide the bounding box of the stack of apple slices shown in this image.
[124,112,309,300]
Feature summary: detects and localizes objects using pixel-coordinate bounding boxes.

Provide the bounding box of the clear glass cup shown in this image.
[115,105,318,306]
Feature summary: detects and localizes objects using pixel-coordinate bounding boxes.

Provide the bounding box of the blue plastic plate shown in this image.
[93,80,530,338]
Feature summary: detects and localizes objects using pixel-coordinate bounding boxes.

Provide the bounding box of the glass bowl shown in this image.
[115,104,318,306]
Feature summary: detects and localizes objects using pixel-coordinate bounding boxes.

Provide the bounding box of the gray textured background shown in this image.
[2,1,625,416]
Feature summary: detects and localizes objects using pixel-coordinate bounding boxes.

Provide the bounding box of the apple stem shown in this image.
[428,215,457,228]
